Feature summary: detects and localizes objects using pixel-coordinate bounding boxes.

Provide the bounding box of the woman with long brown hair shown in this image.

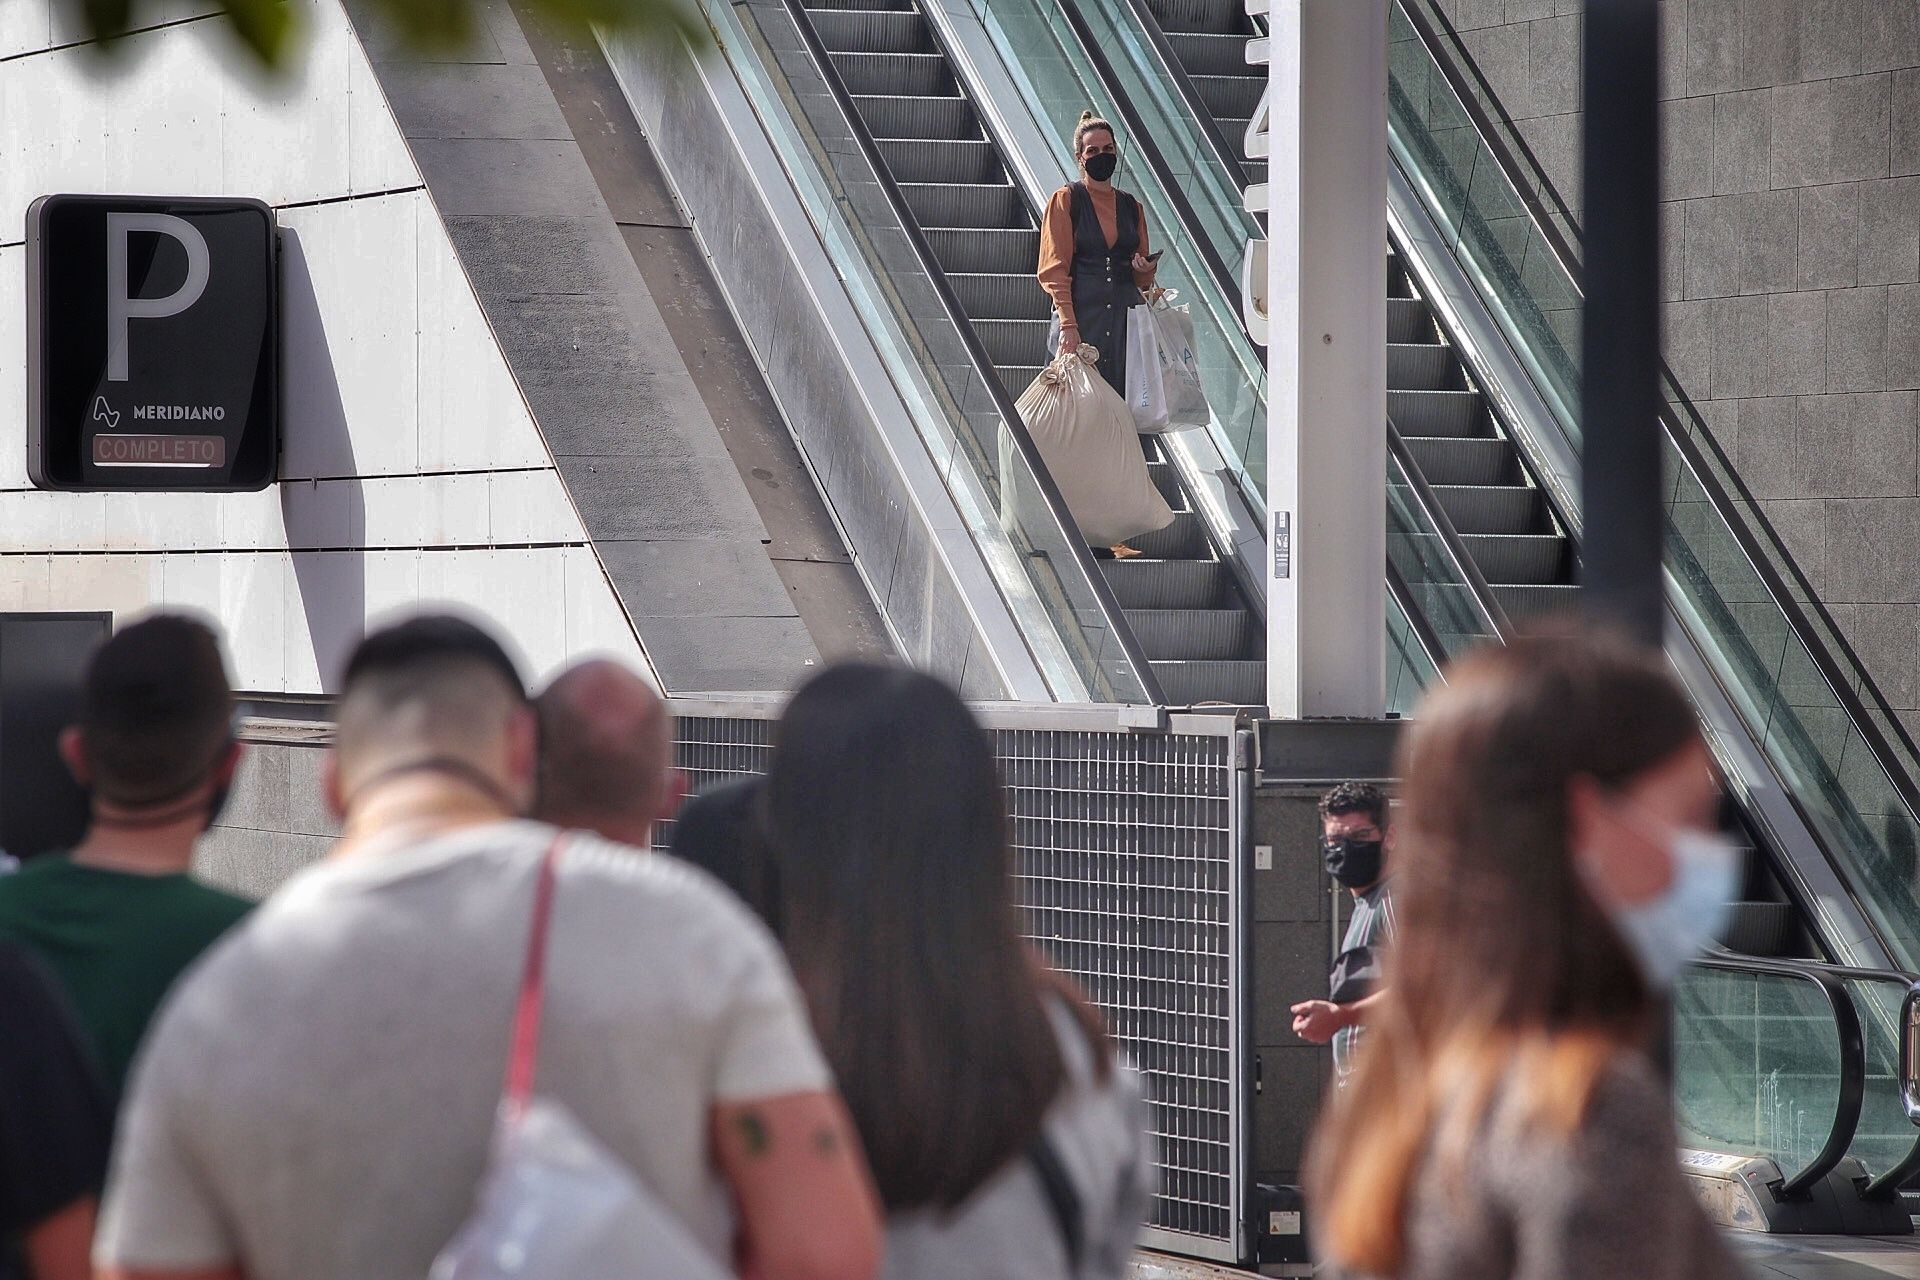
[1309,632,1745,1280]
[763,663,1156,1279]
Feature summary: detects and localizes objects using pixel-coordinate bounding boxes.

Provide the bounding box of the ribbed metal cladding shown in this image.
[657,701,1248,1262]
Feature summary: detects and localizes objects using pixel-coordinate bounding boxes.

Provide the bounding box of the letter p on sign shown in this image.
[106,212,209,382]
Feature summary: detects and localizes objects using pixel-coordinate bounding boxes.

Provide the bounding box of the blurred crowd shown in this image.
[0,612,1749,1280]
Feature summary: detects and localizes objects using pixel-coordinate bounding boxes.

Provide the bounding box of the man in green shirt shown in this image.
[0,614,252,1099]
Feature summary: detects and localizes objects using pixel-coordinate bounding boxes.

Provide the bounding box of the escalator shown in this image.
[797,0,1266,705]
[1079,0,1920,1227]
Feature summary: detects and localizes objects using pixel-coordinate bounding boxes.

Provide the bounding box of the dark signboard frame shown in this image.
[0,612,110,860]
[26,194,279,493]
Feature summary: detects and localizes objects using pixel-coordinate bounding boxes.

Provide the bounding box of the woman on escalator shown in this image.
[1307,629,1745,1280]
[1035,111,1160,559]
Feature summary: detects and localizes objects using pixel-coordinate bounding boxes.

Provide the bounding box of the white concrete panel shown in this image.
[96,32,226,204]
[218,6,351,204]
[345,16,418,194]
[280,193,421,478]
[45,552,165,621]
[279,477,355,548]
[0,490,107,551]
[219,487,288,551]
[561,545,653,682]
[285,550,368,692]
[421,471,493,545]
[0,56,107,238]
[0,555,52,609]
[415,197,548,472]
[0,247,26,490]
[489,469,585,545]
[160,549,222,614]
[489,547,569,683]
[219,551,289,690]
[47,0,226,49]
[103,491,223,550]
[0,0,55,61]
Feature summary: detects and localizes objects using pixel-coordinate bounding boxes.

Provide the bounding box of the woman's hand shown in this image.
[1132,252,1154,273]
[1059,325,1080,352]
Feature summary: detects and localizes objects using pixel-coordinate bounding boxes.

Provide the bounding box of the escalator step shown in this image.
[1152,659,1267,707]
[1124,608,1261,661]
[973,317,1050,368]
[1387,297,1434,343]
[1400,436,1515,486]
[808,8,932,53]
[1145,0,1248,35]
[899,180,1024,228]
[925,227,1039,274]
[1146,459,1185,505]
[1102,558,1235,609]
[1717,901,1796,957]
[829,50,954,97]
[1493,583,1579,620]
[1459,533,1567,586]
[948,272,1051,320]
[1432,484,1543,536]
[997,364,1044,397]
[1388,389,1485,437]
[1388,254,1415,300]
[1387,342,1459,391]
[804,0,913,10]
[1192,74,1263,120]
[1164,31,1253,76]
[1130,511,1210,560]
[877,137,1003,185]
[853,95,980,141]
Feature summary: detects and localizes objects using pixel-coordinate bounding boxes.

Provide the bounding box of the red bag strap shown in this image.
[505,834,568,1109]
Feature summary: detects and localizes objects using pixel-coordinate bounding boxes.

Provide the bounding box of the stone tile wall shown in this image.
[1435,0,1920,730]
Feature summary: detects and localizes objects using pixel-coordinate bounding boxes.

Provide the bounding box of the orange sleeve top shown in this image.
[1036,185,1157,330]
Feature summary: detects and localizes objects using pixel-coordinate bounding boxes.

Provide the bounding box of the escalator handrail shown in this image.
[1385,418,1513,643]
[773,0,1167,707]
[1393,0,1920,839]
[1095,0,1256,195]
[1033,0,1243,311]
[1687,952,1867,1198]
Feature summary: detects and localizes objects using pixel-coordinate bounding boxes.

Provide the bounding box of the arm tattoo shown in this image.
[734,1109,771,1157]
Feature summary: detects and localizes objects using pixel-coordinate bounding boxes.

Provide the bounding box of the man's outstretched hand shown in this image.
[1290,999,1348,1044]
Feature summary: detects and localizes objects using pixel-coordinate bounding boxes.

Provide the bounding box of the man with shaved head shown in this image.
[534,658,678,848]
[98,615,881,1280]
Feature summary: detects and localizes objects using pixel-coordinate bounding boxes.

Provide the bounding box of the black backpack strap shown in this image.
[1028,1130,1085,1273]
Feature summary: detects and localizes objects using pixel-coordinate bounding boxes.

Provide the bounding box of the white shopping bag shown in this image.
[1147,290,1210,428]
[1124,306,1172,434]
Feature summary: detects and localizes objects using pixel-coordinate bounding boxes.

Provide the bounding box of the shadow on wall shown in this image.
[278,226,367,693]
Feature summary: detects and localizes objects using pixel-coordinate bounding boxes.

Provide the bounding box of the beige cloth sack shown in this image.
[1015,346,1175,547]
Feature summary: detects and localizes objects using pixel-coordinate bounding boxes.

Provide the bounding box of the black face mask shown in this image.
[1321,835,1384,888]
[1084,152,1118,182]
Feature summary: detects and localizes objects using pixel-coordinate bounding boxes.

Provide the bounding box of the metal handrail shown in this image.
[1393,0,1920,875]
[1080,0,1256,196]
[773,0,1167,706]
[1687,953,1867,1199]
[1386,420,1513,642]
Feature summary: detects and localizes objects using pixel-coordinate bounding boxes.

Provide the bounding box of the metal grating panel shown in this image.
[657,699,1247,1263]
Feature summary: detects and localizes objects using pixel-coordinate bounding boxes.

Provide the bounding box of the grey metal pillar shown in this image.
[1579,0,1664,646]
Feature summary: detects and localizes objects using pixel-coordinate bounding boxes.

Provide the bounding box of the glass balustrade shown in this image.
[697,0,1154,703]
[1673,964,1849,1181]
[1390,0,1920,970]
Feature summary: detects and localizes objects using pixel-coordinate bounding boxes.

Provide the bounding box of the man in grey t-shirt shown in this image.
[1290,782,1396,1083]
[97,616,881,1280]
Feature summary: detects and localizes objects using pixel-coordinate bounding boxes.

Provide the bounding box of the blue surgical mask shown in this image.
[1593,812,1741,989]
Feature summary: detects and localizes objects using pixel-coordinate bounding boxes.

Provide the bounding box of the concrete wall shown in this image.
[0,0,652,693]
[1433,0,1920,733]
